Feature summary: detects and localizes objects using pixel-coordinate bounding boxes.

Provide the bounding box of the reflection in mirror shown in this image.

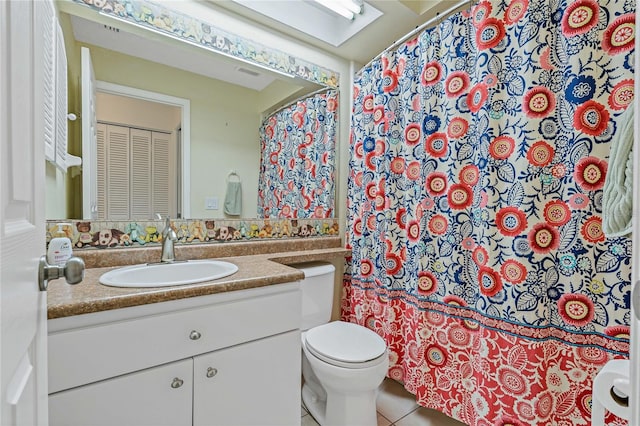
[258,89,338,219]
[48,3,338,221]
[95,88,182,220]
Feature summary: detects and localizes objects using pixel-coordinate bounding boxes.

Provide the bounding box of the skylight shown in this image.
[313,0,362,20]
[230,0,383,47]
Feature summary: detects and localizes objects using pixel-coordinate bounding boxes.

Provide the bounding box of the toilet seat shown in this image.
[304,321,387,369]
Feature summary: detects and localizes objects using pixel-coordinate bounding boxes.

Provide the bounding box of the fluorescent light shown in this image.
[341,0,362,14]
[313,0,357,20]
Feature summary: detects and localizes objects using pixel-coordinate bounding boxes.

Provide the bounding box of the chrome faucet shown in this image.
[161,216,177,263]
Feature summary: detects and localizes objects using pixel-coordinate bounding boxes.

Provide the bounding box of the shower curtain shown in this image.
[258,90,338,218]
[343,0,634,424]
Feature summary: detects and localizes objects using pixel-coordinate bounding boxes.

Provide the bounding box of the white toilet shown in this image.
[294,262,389,426]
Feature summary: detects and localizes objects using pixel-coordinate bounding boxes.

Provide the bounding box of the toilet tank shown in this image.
[292,262,336,331]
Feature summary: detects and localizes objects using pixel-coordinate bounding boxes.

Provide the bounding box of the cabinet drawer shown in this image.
[49,286,300,393]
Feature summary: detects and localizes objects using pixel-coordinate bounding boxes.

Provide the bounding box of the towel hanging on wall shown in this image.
[224,171,242,216]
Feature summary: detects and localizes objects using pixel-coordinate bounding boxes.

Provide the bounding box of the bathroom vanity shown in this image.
[48,282,301,426]
[46,241,349,426]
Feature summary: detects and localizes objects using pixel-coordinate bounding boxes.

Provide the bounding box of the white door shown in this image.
[81,47,97,220]
[1,1,48,425]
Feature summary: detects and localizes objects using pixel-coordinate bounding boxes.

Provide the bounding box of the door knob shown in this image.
[633,281,640,321]
[38,255,85,291]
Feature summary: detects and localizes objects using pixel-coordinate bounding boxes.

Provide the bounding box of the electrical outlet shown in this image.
[205,197,219,210]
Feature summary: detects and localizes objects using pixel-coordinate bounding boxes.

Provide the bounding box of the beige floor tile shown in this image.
[300,407,392,426]
[301,413,320,426]
[375,379,420,423]
[377,411,393,426]
[300,400,394,425]
[395,406,467,426]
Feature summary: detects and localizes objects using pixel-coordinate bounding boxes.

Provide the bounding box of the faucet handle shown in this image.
[163,216,171,235]
[163,216,178,240]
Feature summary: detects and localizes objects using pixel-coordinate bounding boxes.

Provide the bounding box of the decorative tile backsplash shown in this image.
[46,218,340,250]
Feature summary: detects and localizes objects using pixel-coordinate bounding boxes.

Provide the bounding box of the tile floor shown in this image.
[301,378,467,426]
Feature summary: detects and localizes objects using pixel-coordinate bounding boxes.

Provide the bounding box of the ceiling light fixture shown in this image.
[340,0,363,15]
[313,0,362,20]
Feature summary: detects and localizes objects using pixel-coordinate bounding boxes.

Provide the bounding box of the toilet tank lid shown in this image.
[290,262,335,278]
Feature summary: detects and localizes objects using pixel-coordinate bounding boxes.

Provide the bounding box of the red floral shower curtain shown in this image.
[343,0,634,424]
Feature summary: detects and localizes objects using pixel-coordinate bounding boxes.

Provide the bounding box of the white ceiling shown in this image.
[211,0,466,65]
[69,14,290,91]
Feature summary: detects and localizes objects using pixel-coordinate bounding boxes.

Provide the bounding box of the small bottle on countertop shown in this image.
[47,223,73,266]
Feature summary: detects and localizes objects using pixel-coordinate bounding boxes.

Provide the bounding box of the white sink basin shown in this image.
[99,260,239,288]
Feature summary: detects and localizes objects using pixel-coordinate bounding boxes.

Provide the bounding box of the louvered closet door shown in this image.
[38,0,55,162]
[105,125,130,219]
[96,123,107,219]
[54,21,68,169]
[97,124,172,219]
[152,131,170,218]
[130,128,152,218]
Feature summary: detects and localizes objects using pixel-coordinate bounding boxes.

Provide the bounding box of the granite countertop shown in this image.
[47,237,349,319]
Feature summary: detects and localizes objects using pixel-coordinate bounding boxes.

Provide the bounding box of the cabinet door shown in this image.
[193,330,301,426]
[49,358,192,426]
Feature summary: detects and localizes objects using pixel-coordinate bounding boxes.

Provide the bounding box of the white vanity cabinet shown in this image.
[47,282,301,426]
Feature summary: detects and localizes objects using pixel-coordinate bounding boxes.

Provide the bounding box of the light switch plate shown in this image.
[205,197,219,210]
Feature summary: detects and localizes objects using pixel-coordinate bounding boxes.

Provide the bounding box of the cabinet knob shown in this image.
[206,367,218,378]
[171,377,184,389]
[189,330,202,340]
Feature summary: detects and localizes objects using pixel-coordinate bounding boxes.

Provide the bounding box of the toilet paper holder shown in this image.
[609,381,629,408]
[592,360,630,425]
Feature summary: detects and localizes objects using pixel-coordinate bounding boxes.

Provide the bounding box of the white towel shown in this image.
[602,103,634,238]
[224,181,242,216]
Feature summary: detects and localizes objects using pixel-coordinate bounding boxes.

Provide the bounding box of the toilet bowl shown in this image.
[293,263,389,426]
[301,321,389,426]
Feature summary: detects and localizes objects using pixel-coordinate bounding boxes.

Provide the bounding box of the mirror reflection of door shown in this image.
[95,93,181,220]
[81,46,97,220]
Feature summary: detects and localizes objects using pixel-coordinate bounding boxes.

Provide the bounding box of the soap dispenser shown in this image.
[47,223,73,266]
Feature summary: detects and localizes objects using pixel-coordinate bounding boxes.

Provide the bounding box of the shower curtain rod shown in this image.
[264,86,337,117]
[356,0,474,75]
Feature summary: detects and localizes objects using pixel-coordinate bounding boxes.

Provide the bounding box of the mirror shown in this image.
[47,0,339,221]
